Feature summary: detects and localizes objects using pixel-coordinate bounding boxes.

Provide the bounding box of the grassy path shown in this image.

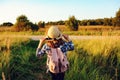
[1,35,120,40]
[29,35,120,40]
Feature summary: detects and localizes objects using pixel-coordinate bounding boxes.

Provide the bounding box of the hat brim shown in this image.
[46,34,62,41]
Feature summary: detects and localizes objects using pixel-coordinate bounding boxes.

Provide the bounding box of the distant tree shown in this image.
[80,20,87,26]
[112,17,116,27]
[115,8,120,27]
[14,15,38,31]
[87,20,94,26]
[78,20,81,25]
[95,19,104,25]
[0,22,13,27]
[46,20,65,25]
[109,18,113,26]
[46,21,54,25]
[29,22,39,31]
[38,21,45,28]
[86,20,91,26]
[14,15,29,31]
[87,21,90,26]
[66,16,78,31]
[57,20,65,25]
[103,18,112,26]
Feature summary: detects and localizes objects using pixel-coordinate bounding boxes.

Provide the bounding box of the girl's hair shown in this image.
[46,38,65,48]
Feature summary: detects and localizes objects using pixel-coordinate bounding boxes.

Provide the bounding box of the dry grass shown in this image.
[79,26,120,31]
[0,25,120,32]
[0,25,120,36]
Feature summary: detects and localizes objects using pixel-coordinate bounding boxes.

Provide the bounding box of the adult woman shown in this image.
[36,26,74,80]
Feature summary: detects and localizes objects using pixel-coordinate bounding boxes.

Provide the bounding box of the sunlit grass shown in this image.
[66,37,120,80]
[0,36,120,80]
[73,37,120,56]
[0,25,120,36]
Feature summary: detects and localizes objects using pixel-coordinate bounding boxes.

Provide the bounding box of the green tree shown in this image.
[25,22,39,31]
[103,18,112,26]
[66,16,78,31]
[0,22,13,27]
[30,22,39,31]
[14,15,29,31]
[112,17,116,27]
[95,19,104,25]
[38,21,45,28]
[80,20,87,26]
[115,8,120,27]
[14,15,38,31]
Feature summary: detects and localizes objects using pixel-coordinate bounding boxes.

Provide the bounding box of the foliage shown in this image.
[27,22,39,31]
[46,20,65,25]
[66,16,79,31]
[103,18,112,26]
[115,8,120,27]
[1,8,120,29]
[38,21,45,28]
[14,15,39,31]
[0,22,13,27]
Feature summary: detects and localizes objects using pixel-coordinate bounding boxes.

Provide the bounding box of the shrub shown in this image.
[66,16,78,31]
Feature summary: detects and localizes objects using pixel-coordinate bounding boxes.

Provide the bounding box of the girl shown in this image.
[36,26,74,80]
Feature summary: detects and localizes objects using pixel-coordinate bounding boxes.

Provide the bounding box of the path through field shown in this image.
[1,35,120,40]
[30,35,120,40]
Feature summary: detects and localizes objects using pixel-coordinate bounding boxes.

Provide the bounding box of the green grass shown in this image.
[0,37,120,80]
[66,38,120,80]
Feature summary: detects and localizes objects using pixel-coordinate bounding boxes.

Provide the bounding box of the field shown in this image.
[0,35,120,80]
[0,25,120,36]
[0,25,120,80]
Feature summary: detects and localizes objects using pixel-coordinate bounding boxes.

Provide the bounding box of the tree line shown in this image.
[0,8,120,31]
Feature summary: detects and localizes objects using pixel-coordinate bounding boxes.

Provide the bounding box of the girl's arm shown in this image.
[60,41,74,53]
[36,38,47,57]
[60,35,74,53]
[36,44,47,57]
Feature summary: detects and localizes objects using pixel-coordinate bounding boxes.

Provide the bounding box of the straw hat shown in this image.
[47,26,62,39]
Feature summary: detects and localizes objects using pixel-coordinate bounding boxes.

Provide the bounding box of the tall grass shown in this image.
[0,25,120,36]
[0,37,30,80]
[0,36,120,80]
[66,37,120,80]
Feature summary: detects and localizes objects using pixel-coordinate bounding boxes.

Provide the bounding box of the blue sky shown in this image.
[0,0,120,24]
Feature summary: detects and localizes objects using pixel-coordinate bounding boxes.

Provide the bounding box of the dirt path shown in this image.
[29,35,120,40]
[1,35,120,40]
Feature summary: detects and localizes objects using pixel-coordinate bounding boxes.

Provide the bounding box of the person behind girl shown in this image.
[36,26,74,80]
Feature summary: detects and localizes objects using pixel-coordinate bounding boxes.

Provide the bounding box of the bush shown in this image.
[0,22,13,27]
[66,16,78,31]
[115,8,120,27]
[14,15,39,31]
[38,21,45,28]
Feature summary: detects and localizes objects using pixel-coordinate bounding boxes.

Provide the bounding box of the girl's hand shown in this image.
[62,34,71,42]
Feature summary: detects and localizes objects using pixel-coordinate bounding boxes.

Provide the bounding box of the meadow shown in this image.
[0,35,120,80]
[0,25,120,36]
[0,25,120,80]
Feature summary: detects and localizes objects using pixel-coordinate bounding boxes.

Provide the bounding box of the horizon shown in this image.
[0,0,120,24]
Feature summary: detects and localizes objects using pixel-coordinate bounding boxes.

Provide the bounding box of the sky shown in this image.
[0,0,120,24]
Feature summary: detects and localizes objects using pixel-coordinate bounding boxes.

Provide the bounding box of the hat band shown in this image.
[46,34,61,40]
